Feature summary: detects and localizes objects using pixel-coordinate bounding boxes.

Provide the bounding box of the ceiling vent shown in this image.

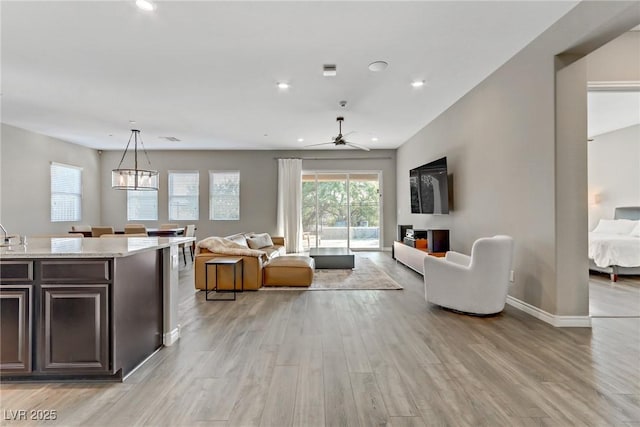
[159,136,181,142]
[323,64,337,77]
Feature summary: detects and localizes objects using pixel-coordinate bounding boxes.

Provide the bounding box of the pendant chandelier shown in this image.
[111,129,159,191]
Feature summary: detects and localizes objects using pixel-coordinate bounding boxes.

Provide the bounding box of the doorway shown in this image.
[302,171,382,251]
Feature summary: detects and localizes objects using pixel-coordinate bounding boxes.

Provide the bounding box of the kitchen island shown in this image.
[0,236,194,381]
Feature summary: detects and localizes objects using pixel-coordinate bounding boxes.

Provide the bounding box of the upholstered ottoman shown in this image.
[263,256,315,287]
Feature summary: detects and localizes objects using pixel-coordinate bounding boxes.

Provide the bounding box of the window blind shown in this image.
[169,171,199,220]
[209,171,240,220]
[51,163,82,222]
[127,190,158,221]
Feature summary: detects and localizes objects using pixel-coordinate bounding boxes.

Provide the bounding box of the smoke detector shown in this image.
[323,64,337,77]
[339,100,347,108]
[368,61,388,72]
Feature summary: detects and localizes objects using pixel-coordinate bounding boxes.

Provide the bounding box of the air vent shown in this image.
[159,136,181,142]
[323,64,337,77]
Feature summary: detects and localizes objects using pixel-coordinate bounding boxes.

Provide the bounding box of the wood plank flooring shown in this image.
[1,253,639,426]
[589,273,640,317]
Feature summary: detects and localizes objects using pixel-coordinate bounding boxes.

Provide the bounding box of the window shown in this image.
[169,171,199,220]
[127,190,158,221]
[209,171,240,220]
[51,162,82,222]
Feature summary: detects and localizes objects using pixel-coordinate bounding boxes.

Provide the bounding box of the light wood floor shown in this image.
[589,273,640,318]
[1,253,639,426]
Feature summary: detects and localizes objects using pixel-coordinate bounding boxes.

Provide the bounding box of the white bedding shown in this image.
[589,233,640,268]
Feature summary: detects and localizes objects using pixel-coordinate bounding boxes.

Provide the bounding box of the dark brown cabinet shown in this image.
[40,285,110,373]
[0,286,33,374]
[1,250,161,381]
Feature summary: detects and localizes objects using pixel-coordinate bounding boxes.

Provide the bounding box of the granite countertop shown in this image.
[0,236,196,259]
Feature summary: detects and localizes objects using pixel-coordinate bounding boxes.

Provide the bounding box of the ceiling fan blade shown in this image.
[304,141,335,148]
[342,131,357,138]
[345,142,370,151]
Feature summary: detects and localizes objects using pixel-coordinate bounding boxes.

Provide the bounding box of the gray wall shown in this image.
[396,1,638,316]
[588,124,640,229]
[587,30,640,82]
[0,124,102,236]
[585,29,640,230]
[99,149,397,247]
[0,122,395,246]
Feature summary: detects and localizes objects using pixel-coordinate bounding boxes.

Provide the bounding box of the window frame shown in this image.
[168,170,200,221]
[50,162,83,222]
[127,189,159,221]
[209,170,240,221]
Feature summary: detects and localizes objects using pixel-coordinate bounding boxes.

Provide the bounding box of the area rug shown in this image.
[261,257,403,291]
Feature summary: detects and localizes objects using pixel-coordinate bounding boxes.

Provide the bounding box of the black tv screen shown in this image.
[410,157,449,214]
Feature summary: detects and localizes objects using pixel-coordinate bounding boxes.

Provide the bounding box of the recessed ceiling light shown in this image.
[371,137,379,142]
[368,61,388,72]
[411,80,425,88]
[135,0,156,11]
[277,82,290,90]
[297,138,304,142]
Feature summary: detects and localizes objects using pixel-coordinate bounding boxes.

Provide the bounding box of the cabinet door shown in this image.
[40,285,109,373]
[0,287,32,373]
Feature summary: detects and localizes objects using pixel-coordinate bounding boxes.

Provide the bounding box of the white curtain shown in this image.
[277,158,303,253]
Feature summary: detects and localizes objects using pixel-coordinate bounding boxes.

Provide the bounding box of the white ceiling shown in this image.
[588,91,640,138]
[1,1,579,151]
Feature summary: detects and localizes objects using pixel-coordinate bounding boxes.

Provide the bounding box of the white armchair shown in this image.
[424,235,514,315]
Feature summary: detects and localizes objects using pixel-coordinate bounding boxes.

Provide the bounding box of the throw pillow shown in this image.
[592,219,637,235]
[225,233,249,248]
[246,233,274,249]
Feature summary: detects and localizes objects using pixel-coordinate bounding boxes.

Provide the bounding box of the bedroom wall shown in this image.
[587,30,640,82]
[586,29,640,230]
[396,1,638,317]
[0,124,102,235]
[588,124,640,229]
[99,149,397,248]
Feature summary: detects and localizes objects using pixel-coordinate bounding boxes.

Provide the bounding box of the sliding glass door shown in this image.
[349,173,381,249]
[302,172,381,250]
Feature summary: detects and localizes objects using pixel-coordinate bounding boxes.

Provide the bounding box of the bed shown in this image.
[589,206,640,281]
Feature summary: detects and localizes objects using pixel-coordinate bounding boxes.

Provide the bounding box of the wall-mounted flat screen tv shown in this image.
[410,157,449,214]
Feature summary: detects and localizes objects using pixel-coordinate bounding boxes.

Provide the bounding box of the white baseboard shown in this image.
[163,327,181,346]
[506,296,591,328]
[382,246,392,252]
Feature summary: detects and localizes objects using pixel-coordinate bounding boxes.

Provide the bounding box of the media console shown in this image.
[393,240,445,275]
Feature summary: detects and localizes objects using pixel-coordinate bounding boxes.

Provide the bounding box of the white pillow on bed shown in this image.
[592,219,637,235]
[630,222,640,237]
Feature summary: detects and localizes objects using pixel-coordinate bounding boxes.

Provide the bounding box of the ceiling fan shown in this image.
[305,116,370,151]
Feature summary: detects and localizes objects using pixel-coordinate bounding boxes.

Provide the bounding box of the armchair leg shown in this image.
[182,247,187,265]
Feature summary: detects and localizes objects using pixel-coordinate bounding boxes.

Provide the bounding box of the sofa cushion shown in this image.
[263,256,314,287]
[262,246,282,259]
[247,233,274,249]
[225,233,249,248]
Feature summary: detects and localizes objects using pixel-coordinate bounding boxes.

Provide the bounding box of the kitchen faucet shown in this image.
[0,223,9,244]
